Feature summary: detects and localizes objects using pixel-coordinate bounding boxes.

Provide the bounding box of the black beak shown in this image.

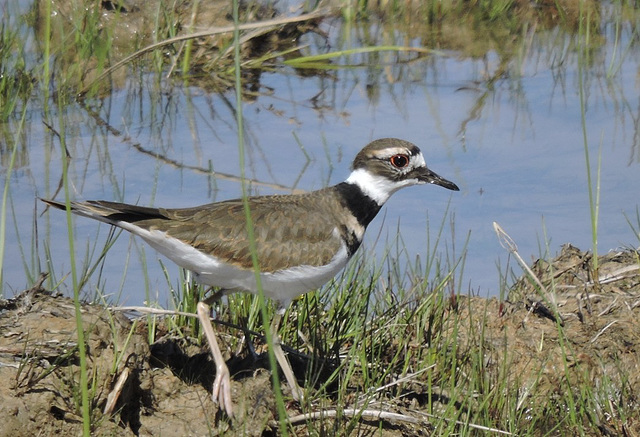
[417,168,460,191]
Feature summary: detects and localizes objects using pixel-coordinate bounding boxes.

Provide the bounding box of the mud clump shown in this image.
[449,245,640,434]
[0,276,277,436]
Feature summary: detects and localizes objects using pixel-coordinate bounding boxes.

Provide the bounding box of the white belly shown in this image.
[122,225,350,306]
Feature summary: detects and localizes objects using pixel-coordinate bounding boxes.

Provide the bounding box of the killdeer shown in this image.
[43,138,459,416]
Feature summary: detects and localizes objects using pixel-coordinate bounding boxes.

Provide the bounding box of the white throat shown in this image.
[345,168,413,205]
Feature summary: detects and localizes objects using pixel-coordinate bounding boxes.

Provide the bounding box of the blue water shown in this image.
[2,12,639,305]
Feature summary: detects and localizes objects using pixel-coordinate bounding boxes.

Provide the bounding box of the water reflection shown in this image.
[2,4,639,305]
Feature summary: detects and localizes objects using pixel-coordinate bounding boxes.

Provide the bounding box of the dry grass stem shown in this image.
[493,222,562,322]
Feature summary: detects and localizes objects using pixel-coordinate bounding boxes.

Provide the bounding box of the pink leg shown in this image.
[197,302,233,416]
[270,308,304,402]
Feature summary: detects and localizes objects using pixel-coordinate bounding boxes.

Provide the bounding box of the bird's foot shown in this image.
[212,362,233,417]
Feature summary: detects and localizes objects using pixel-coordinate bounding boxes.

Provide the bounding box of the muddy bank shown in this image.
[0,245,638,435]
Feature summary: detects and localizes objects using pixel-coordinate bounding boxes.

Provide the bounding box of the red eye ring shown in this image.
[390,154,410,168]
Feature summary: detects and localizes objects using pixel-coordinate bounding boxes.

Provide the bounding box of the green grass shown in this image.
[54,97,91,435]
[578,0,602,275]
[0,108,27,296]
[0,21,33,122]
[229,0,290,427]
[625,207,640,246]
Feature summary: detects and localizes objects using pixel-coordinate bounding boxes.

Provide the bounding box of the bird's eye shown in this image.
[390,154,410,168]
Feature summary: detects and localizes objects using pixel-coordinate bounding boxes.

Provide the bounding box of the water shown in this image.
[2,7,639,305]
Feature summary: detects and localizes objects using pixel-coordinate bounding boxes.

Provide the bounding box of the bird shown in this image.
[42,137,459,416]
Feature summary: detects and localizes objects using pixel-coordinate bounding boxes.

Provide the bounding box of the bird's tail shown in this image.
[40,199,166,225]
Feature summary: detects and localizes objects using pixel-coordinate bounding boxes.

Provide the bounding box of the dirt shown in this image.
[1,245,639,435]
[445,245,640,435]
[0,276,278,436]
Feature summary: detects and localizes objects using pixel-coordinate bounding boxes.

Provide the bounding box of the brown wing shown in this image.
[136,191,344,272]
